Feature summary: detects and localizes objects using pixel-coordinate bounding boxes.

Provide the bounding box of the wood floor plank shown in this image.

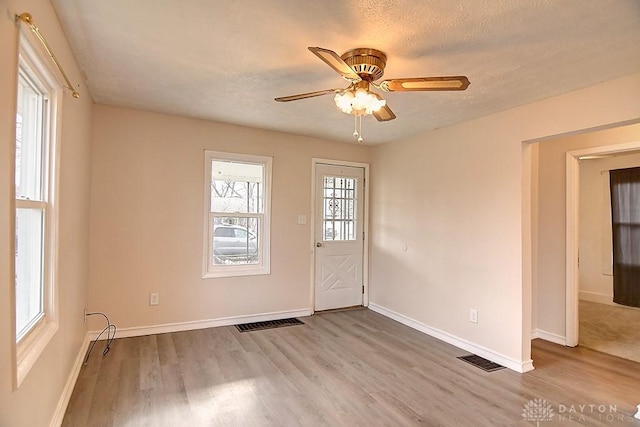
[112,356,141,426]
[84,336,129,426]
[138,334,161,391]
[63,309,640,426]
[156,332,178,366]
[61,342,104,426]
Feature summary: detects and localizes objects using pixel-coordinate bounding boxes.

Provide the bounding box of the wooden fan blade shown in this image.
[308,47,362,83]
[380,76,470,92]
[374,104,396,122]
[275,88,342,102]
[371,93,396,121]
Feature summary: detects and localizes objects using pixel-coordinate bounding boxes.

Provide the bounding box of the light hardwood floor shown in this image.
[63,308,640,426]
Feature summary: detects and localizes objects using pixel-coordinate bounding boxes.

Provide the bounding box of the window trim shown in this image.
[202,150,272,278]
[12,29,62,389]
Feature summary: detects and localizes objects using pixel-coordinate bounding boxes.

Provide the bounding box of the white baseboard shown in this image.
[89,308,312,340]
[579,291,613,305]
[531,328,567,346]
[49,333,91,427]
[368,303,534,373]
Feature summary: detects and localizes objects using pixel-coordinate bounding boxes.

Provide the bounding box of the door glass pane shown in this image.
[211,216,260,265]
[15,208,45,340]
[323,176,357,241]
[15,73,44,201]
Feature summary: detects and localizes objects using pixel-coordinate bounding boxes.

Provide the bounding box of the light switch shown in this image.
[297,215,307,225]
[150,292,160,306]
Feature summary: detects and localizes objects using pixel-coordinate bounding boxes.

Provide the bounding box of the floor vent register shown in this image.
[457,354,505,372]
[235,318,305,333]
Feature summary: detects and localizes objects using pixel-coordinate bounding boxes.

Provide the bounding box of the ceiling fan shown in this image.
[275,47,470,140]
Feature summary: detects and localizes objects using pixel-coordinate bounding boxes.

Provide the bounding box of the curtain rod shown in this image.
[15,12,80,98]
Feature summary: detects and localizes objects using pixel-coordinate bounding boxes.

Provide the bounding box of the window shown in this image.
[13,34,60,387]
[203,151,272,278]
[323,176,358,241]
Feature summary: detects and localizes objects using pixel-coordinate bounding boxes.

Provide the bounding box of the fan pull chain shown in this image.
[357,115,364,143]
[353,115,359,138]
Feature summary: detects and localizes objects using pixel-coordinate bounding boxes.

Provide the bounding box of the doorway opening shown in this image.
[566,139,640,353]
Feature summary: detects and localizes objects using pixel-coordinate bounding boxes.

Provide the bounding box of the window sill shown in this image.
[15,319,58,389]
[203,265,270,279]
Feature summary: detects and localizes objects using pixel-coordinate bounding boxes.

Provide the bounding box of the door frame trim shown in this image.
[565,140,640,346]
[310,158,370,314]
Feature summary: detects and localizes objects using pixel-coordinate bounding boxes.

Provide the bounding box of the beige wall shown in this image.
[579,149,640,301]
[534,123,640,339]
[88,105,371,330]
[0,0,93,426]
[370,73,640,366]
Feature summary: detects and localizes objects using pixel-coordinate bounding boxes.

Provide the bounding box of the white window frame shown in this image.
[12,30,62,389]
[203,151,272,278]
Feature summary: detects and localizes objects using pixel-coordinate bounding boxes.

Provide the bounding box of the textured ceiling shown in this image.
[51,0,640,144]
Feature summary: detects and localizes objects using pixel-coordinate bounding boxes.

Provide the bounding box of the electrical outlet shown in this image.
[470,309,478,323]
[150,292,160,306]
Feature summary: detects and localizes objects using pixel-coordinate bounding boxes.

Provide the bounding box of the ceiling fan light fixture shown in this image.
[334,88,386,116]
[275,46,469,143]
[334,91,354,113]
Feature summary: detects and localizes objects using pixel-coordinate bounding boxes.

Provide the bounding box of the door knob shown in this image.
[316,242,322,248]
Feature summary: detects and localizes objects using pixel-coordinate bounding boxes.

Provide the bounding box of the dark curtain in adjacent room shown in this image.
[610,167,640,308]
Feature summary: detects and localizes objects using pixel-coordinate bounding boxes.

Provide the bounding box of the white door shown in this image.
[314,164,365,311]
